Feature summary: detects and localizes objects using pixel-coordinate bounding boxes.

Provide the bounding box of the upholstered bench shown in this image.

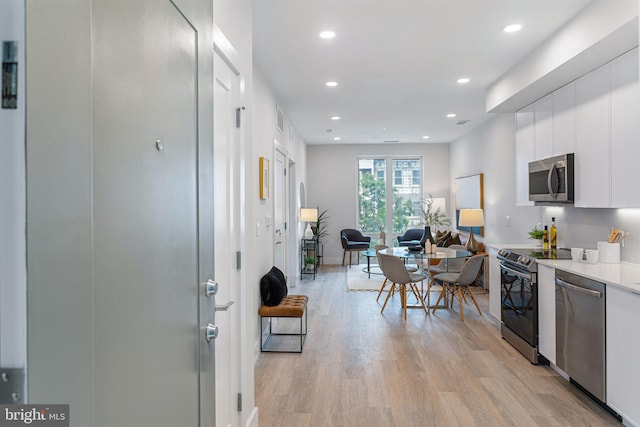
[259,295,308,353]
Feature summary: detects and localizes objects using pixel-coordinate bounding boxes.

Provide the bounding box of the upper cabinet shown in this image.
[575,62,611,208]
[610,48,640,208]
[552,82,576,156]
[534,94,554,160]
[515,105,535,207]
[515,47,639,208]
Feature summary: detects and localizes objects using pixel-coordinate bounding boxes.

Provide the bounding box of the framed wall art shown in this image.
[259,156,269,199]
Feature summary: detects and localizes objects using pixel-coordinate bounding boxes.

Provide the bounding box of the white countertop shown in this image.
[537,259,640,294]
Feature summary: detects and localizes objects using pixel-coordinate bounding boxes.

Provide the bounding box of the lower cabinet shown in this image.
[537,264,555,364]
[606,286,640,426]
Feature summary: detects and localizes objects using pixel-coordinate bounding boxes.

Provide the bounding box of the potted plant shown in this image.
[304,256,317,272]
[311,209,329,242]
[528,226,545,247]
[419,194,451,246]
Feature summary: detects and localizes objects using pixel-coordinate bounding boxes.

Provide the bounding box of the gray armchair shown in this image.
[397,228,424,247]
[340,229,371,266]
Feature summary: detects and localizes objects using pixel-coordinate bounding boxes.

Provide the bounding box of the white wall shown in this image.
[307,143,450,264]
[450,114,542,247]
[451,115,640,263]
[0,0,26,370]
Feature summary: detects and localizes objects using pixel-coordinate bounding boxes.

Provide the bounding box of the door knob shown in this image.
[205,280,218,297]
[205,324,218,342]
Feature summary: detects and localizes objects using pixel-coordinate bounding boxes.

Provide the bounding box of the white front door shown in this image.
[274,148,287,275]
[213,49,243,427]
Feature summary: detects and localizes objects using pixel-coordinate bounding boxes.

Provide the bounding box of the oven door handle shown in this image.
[499,262,533,280]
[555,279,602,298]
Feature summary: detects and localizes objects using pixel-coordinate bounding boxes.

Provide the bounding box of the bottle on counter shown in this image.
[550,217,557,249]
[543,225,549,251]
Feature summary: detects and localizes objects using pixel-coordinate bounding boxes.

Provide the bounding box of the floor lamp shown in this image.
[459,209,484,252]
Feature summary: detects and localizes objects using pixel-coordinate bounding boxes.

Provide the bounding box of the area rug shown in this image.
[346,266,385,291]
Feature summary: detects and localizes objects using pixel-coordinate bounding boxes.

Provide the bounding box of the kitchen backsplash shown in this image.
[542,206,640,264]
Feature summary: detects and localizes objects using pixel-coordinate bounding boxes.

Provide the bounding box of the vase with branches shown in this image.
[420,194,451,229]
[418,194,451,247]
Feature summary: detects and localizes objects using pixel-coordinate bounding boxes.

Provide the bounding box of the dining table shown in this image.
[379,246,472,308]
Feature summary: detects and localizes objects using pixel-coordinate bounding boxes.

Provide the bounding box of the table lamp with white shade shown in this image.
[459,208,484,252]
[300,208,318,239]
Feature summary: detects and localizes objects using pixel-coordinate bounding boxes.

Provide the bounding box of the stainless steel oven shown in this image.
[497,248,572,364]
[529,153,574,205]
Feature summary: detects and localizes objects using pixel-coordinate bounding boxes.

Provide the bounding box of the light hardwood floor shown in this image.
[255,265,619,427]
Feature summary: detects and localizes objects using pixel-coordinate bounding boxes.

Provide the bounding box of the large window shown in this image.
[358,157,423,239]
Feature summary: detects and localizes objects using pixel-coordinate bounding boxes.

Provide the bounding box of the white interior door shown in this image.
[91,1,206,424]
[274,148,287,275]
[213,49,242,427]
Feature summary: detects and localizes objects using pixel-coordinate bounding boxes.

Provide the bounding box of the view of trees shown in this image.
[358,173,413,234]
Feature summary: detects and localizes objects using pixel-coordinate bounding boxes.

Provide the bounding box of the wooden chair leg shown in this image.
[457,286,465,321]
[401,284,407,321]
[381,283,396,313]
[376,278,388,302]
[342,250,346,266]
[411,283,429,315]
[466,286,483,315]
[349,250,353,266]
[432,283,448,314]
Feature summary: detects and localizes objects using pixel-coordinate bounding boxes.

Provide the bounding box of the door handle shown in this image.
[205,324,218,342]
[555,279,602,298]
[215,301,234,311]
[547,165,557,199]
[205,279,218,297]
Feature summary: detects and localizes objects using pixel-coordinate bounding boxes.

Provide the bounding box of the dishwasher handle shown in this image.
[555,278,602,298]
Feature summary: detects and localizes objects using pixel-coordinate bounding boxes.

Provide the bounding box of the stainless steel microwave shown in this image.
[528,153,574,205]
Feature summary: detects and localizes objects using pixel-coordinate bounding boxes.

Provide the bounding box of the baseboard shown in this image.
[245,407,259,427]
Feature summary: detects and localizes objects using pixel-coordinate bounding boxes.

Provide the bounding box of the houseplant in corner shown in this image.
[419,195,451,247]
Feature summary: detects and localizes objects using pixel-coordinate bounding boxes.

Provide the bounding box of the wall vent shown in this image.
[276,104,284,133]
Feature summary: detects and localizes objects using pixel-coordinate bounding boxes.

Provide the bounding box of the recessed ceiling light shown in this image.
[319,30,335,39]
[333,137,341,141]
[447,113,457,118]
[503,24,522,33]
[330,116,340,120]
[325,81,338,87]
[422,135,430,140]
[457,78,470,84]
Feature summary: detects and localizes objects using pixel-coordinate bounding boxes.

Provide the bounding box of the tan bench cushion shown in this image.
[258,295,308,318]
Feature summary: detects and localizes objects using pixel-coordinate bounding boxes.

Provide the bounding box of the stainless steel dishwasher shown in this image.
[556,269,606,402]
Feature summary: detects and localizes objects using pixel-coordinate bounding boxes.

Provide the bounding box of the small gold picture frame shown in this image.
[259,157,269,199]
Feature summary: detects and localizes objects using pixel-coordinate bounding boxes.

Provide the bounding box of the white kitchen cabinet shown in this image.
[534,94,554,160]
[575,63,611,208]
[610,48,640,208]
[606,285,640,427]
[488,247,502,321]
[537,264,555,364]
[552,82,576,156]
[515,105,535,206]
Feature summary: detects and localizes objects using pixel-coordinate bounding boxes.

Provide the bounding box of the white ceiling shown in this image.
[252,0,594,145]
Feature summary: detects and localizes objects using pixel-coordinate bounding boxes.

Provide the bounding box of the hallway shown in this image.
[255,266,617,427]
